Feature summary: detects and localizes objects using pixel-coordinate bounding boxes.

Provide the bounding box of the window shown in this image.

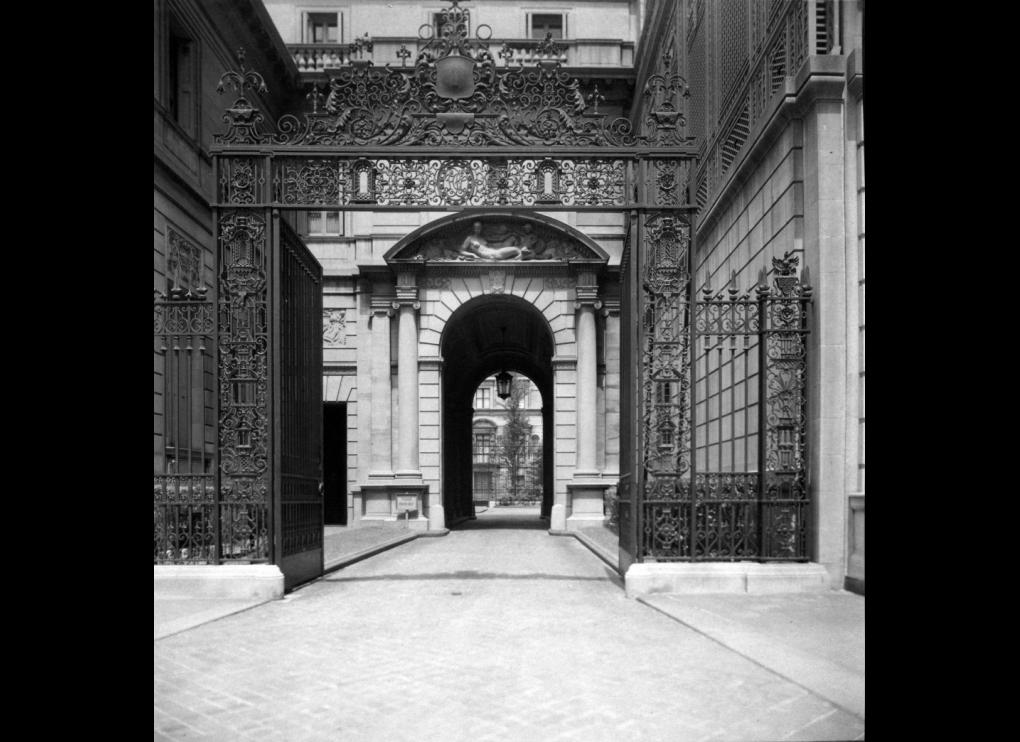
[168,15,196,136]
[474,386,491,409]
[474,470,493,495]
[530,13,564,40]
[474,433,493,453]
[306,12,340,43]
[473,430,494,463]
[308,211,342,236]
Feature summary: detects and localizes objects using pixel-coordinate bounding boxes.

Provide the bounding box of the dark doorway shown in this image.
[323,402,348,525]
[440,295,555,526]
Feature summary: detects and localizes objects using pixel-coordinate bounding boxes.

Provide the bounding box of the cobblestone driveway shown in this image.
[155,516,864,741]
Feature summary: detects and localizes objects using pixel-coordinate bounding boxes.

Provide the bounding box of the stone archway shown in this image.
[375,211,614,534]
[439,294,556,525]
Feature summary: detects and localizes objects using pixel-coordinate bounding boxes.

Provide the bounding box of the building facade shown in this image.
[154,0,864,595]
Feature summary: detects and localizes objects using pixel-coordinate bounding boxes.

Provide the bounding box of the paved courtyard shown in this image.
[154,510,864,741]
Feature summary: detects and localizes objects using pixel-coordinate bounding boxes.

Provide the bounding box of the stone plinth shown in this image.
[153,565,284,602]
[624,562,832,598]
[355,482,432,531]
[565,481,609,530]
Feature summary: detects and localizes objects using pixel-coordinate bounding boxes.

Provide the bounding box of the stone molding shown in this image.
[370,295,397,316]
[696,53,850,237]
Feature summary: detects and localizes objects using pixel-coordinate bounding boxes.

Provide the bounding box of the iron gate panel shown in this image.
[636,238,812,562]
[154,287,216,563]
[276,216,324,589]
[617,213,639,572]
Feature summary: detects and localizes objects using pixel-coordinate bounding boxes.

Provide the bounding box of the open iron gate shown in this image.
[155,207,323,590]
[619,210,812,568]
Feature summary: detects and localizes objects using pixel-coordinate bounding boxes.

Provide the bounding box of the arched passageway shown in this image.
[440,294,555,526]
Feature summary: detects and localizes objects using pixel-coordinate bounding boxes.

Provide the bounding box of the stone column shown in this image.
[393,275,421,477]
[368,294,394,477]
[574,285,600,476]
[566,271,609,530]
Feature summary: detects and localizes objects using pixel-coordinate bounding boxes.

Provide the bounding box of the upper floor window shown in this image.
[308,210,342,236]
[530,13,564,40]
[306,12,340,43]
[474,386,491,409]
[168,15,197,137]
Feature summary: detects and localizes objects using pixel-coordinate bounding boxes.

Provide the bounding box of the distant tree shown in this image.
[525,439,544,502]
[495,377,532,503]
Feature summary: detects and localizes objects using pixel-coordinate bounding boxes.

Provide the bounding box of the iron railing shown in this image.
[472,436,543,503]
[153,287,219,563]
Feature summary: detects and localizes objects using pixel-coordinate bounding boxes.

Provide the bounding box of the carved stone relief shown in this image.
[166,227,202,289]
[323,309,347,346]
[400,219,593,262]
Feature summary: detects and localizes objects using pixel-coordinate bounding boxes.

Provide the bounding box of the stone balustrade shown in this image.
[288,38,634,75]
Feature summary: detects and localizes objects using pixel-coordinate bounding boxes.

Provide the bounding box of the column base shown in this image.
[550,503,567,531]
[355,482,429,521]
[429,504,446,531]
[565,480,609,530]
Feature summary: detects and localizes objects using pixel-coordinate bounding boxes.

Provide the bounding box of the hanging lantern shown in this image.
[495,370,513,400]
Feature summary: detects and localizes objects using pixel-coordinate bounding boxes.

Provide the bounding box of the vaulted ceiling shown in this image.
[441,295,554,399]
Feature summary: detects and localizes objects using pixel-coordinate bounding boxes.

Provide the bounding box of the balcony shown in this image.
[288,37,635,77]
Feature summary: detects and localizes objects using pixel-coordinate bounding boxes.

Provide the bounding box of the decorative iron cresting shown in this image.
[214,2,691,149]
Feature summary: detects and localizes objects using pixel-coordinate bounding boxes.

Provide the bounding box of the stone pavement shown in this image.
[155,508,864,741]
[155,522,420,640]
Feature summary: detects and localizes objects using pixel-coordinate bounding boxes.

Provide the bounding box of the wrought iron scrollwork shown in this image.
[215,2,692,149]
[638,236,812,562]
[642,212,692,480]
[215,48,271,145]
[217,209,270,561]
[271,157,627,207]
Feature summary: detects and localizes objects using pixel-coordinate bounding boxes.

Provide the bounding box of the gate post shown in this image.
[214,191,274,565]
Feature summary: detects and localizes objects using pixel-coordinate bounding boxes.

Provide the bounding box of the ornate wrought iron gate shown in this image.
[156,0,816,580]
[155,211,323,587]
[620,211,813,563]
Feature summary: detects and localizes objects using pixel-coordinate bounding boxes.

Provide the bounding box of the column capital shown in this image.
[371,296,396,317]
[575,283,602,310]
[394,275,420,306]
[392,299,421,311]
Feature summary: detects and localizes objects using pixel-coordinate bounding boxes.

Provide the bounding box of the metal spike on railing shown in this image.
[756,267,769,297]
[727,270,739,299]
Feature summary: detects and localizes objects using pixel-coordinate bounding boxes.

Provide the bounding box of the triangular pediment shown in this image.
[385,214,608,265]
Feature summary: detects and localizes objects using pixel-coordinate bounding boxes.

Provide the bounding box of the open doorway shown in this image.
[471,373,544,510]
[323,401,347,525]
[440,294,555,526]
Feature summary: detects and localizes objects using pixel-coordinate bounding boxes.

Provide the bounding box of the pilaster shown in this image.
[367,292,395,478]
[568,267,609,529]
[393,267,422,481]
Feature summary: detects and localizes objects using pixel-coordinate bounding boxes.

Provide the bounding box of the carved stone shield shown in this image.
[435,54,475,99]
